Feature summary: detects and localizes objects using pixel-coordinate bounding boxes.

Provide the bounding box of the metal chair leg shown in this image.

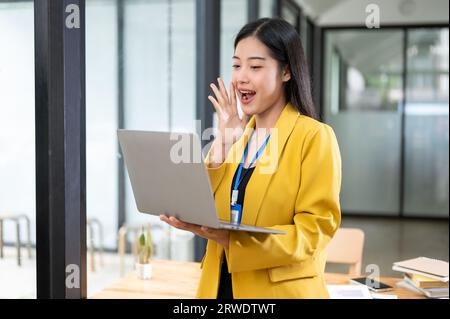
[91,218,104,267]
[88,222,95,272]
[0,219,3,259]
[16,220,21,266]
[24,216,32,258]
[98,222,104,267]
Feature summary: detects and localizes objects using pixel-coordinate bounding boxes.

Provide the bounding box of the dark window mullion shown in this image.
[195,0,220,262]
[35,0,86,299]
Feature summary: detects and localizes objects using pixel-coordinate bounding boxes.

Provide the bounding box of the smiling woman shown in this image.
[160,17,342,299]
[231,37,289,116]
[231,18,317,121]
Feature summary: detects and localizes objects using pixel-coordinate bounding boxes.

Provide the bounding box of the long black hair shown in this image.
[234,18,317,119]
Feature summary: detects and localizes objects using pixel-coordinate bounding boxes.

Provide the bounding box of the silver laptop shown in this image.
[117,130,286,235]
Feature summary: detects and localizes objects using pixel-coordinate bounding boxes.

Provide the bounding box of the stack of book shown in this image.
[393,257,449,298]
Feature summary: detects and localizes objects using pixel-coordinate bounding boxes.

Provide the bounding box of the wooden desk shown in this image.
[91,259,201,299]
[324,273,426,299]
[91,259,425,299]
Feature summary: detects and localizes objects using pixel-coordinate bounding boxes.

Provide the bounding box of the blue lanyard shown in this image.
[233,132,271,192]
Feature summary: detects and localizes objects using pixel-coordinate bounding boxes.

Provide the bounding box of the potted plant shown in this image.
[135,224,154,280]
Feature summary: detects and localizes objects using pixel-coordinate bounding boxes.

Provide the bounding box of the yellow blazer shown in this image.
[196,102,342,299]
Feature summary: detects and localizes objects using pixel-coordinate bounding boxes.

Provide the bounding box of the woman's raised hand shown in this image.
[208,78,249,146]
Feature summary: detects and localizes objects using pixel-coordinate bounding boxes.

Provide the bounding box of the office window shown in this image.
[324,30,404,215]
[327,30,404,113]
[85,0,119,296]
[259,0,274,18]
[281,1,300,30]
[221,0,248,84]
[0,1,36,298]
[85,0,197,297]
[324,27,449,217]
[123,0,196,261]
[86,0,118,252]
[281,5,297,26]
[403,28,449,217]
[220,0,248,122]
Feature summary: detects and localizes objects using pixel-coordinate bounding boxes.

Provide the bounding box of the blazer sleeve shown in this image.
[204,146,228,194]
[224,124,342,273]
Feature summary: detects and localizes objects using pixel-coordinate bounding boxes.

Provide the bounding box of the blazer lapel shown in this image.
[216,103,299,226]
[241,103,299,227]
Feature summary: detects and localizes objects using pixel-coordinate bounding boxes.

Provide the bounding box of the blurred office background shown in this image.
[0,0,448,298]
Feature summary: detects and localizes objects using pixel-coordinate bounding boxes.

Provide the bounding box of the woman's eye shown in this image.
[251,66,262,69]
[232,65,240,69]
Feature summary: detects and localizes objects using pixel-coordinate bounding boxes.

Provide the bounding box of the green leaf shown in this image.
[139,233,145,247]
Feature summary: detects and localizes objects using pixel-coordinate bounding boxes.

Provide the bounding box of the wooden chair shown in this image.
[326,228,365,275]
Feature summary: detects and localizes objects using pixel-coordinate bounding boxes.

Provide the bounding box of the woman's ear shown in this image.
[281,65,291,82]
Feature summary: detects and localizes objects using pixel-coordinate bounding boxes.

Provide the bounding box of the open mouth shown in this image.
[239,90,256,104]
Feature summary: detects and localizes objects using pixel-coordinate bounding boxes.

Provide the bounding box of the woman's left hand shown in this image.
[159,215,230,248]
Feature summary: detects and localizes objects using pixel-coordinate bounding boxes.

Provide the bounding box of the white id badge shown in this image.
[230,203,242,225]
[231,190,238,205]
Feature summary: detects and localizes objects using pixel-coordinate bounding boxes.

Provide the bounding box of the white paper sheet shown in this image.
[327,285,373,299]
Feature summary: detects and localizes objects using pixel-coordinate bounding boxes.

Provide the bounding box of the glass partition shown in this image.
[324,27,449,217]
[403,28,449,217]
[123,0,196,261]
[85,0,197,297]
[0,0,36,298]
[324,29,404,215]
